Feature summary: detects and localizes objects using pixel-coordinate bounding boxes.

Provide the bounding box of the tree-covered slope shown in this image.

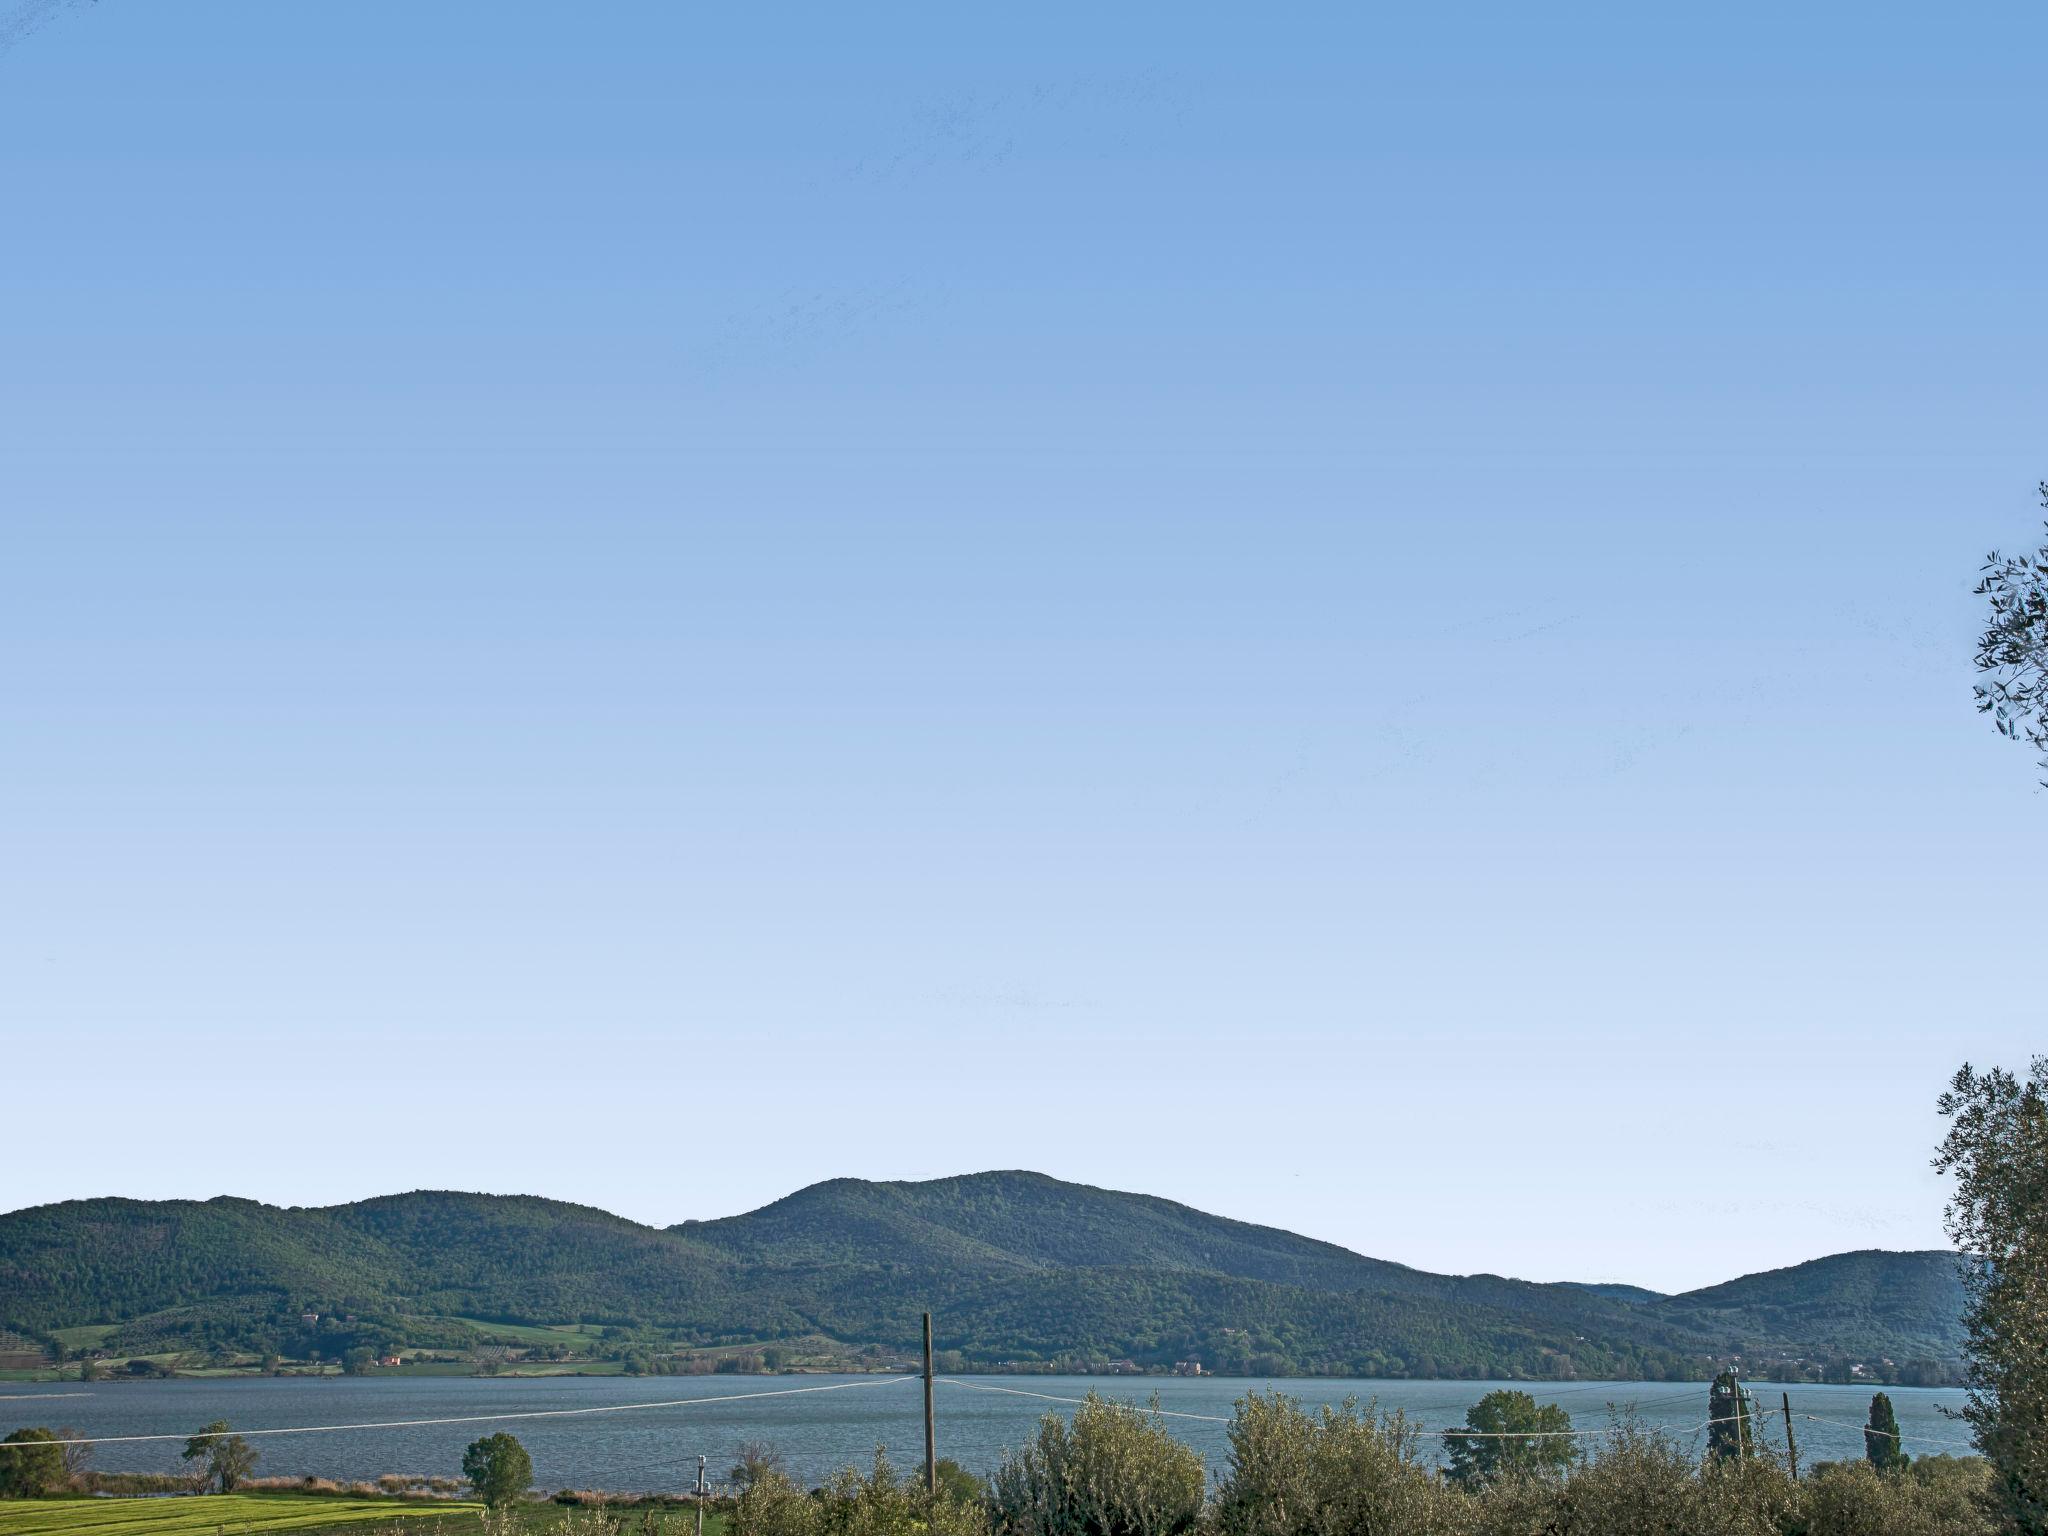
[1658,1248,1968,1360]
[0,1174,1966,1378]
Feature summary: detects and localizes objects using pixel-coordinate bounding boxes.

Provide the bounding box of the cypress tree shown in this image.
[1865,1391,1908,1471]
[1707,1372,1754,1461]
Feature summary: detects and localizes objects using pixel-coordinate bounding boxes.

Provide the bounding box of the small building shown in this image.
[1173,1360,1204,1376]
[378,1353,403,1367]
[301,1313,320,1325]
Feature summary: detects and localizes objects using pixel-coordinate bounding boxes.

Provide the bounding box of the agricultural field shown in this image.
[0,1498,726,1536]
[0,1497,478,1536]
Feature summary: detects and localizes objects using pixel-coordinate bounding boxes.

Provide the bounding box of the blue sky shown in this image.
[2,0,2044,1293]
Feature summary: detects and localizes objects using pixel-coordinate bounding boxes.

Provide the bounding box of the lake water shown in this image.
[0,1376,1974,1492]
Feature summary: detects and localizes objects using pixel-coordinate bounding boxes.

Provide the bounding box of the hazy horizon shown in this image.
[4,0,2045,1295]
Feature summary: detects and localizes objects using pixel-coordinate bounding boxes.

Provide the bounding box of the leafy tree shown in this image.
[1973,497,2048,784]
[1707,1372,1755,1461]
[342,1346,375,1375]
[181,1421,257,1492]
[1936,1059,2048,1531]
[0,1428,64,1498]
[461,1432,533,1511]
[1864,1391,1907,1471]
[1443,1388,1575,1484]
[991,1395,1204,1536]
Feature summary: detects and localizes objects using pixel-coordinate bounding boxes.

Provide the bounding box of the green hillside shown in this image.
[0,1173,1966,1381]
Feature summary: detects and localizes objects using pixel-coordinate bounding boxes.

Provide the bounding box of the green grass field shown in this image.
[0,1499,727,1536]
[0,1497,480,1536]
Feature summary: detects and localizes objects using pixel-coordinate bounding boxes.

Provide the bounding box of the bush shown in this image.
[1544,1417,1698,1536]
[1213,1393,1461,1536]
[732,1449,987,1536]
[990,1394,1205,1536]
[1801,1457,2000,1536]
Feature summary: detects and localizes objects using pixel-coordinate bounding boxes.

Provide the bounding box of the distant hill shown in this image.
[0,1173,1966,1381]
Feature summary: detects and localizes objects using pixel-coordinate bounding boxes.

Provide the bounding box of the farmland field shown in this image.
[0,1498,479,1536]
[0,1499,726,1536]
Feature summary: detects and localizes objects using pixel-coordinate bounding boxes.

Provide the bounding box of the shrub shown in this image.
[1547,1417,1697,1536]
[1802,1457,2001,1536]
[989,1394,1204,1536]
[732,1449,987,1536]
[1213,1393,1461,1536]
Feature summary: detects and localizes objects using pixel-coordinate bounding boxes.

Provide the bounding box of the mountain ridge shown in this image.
[0,1172,1965,1382]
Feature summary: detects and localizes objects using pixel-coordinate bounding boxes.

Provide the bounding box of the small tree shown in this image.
[0,1428,65,1499]
[991,1395,1205,1536]
[182,1421,258,1492]
[1973,496,2048,784]
[52,1426,91,1485]
[1864,1391,1908,1472]
[1443,1389,1575,1484]
[1214,1392,1453,1536]
[342,1347,375,1376]
[461,1433,533,1511]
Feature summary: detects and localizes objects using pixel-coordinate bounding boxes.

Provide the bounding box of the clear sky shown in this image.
[2,0,2044,1295]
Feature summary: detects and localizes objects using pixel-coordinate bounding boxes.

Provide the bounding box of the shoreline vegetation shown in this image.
[0,1355,1970,1388]
[0,1390,2002,1536]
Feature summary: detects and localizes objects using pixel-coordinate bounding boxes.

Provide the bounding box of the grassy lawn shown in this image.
[0,1498,726,1536]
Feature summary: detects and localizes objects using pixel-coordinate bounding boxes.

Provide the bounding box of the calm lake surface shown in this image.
[0,1376,1973,1491]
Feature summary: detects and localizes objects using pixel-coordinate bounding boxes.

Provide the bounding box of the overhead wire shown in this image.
[0,1375,917,1450]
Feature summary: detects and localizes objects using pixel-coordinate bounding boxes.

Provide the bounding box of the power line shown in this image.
[935,1378,1232,1423]
[0,1375,917,1450]
[935,1377,1756,1440]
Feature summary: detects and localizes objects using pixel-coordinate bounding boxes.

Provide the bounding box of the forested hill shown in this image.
[0,1173,1966,1381]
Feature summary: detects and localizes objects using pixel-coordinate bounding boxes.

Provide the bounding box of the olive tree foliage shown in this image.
[462,1432,534,1511]
[1442,1390,1574,1486]
[1212,1393,1460,1536]
[181,1420,258,1493]
[989,1395,1205,1536]
[1973,496,2048,784]
[1936,1058,2048,1532]
[731,1448,987,1536]
[0,1428,65,1498]
[1801,1457,2002,1536]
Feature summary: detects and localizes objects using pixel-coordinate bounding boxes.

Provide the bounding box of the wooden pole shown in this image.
[694,1454,705,1536]
[1783,1393,1799,1480]
[923,1311,937,1496]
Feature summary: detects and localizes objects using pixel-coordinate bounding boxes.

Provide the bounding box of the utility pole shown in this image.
[694,1453,706,1536]
[1782,1393,1799,1480]
[922,1311,937,1496]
